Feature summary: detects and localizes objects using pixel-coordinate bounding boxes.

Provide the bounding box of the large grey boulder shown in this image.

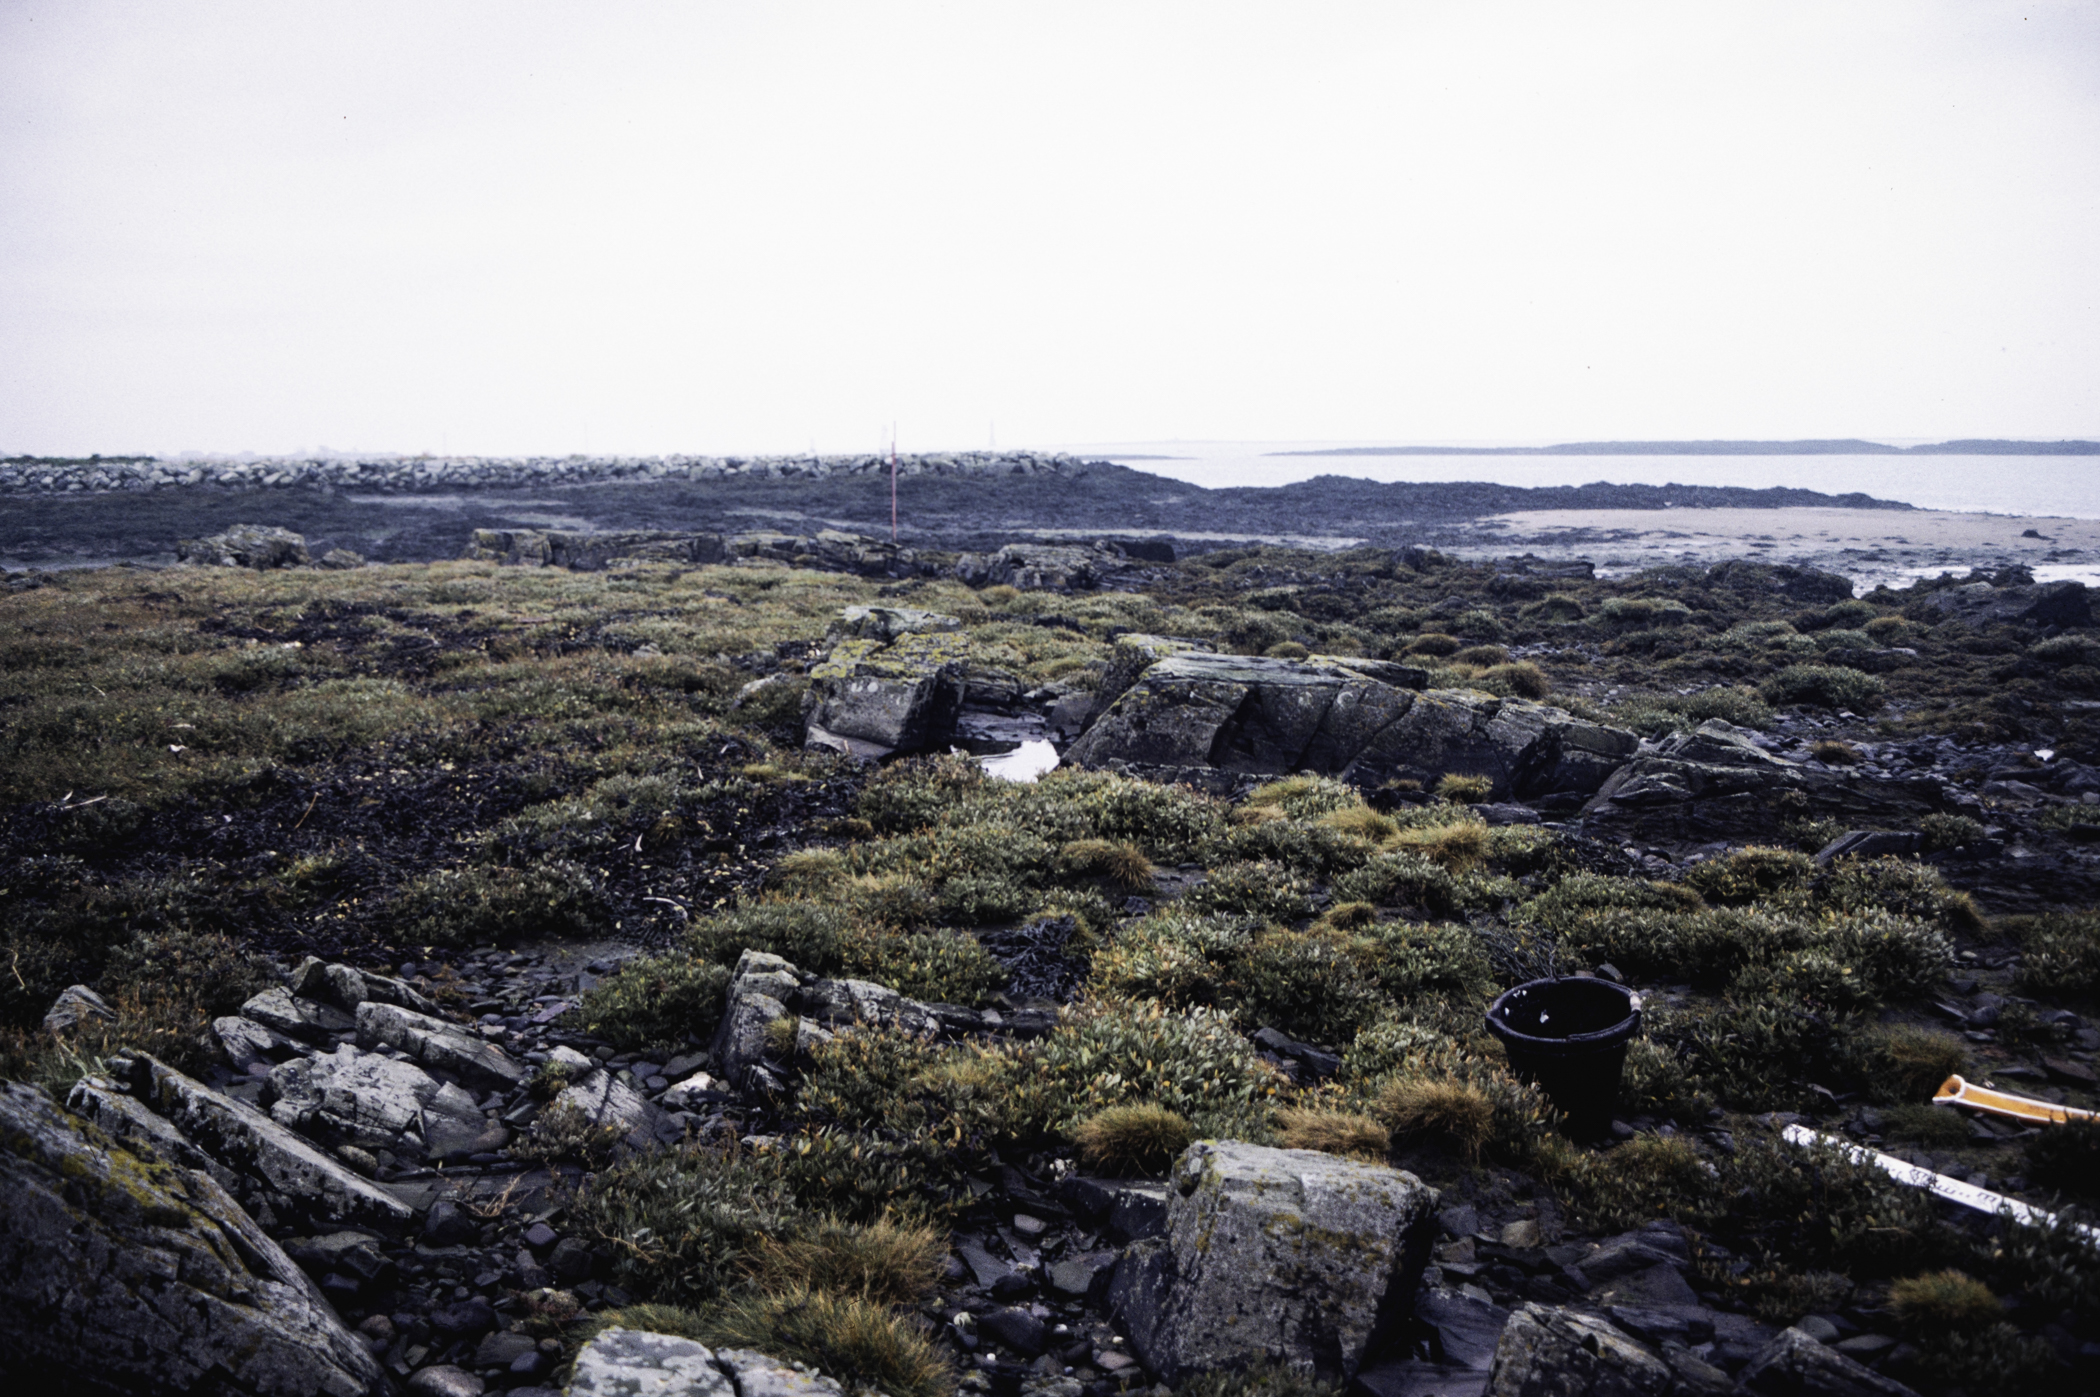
[1108,1140,1439,1380]
[1482,1303,1732,1396]
[1917,578,2090,629]
[802,632,969,758]
[954,541,1136,592]
[727,528,922,578]
[799,976,942,1035]
[266,1042,488,1159]
[465,528,726,570]
[828,604,962,644]
[125,1053,415,1234]
[1068,651,1633,801]
[569,1328,733,1397]
[215,1013,310,1069]
[354,1000,527,1093]
[0,1080,386,1397]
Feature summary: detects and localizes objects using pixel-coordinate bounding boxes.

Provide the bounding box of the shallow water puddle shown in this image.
[978,739,1060,783]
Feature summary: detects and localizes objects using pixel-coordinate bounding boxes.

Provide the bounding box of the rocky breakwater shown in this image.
[1064,636,1638,805]
[0,448,1092,496]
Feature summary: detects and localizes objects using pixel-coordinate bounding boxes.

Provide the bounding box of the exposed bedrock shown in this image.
[1065,648,1637,801]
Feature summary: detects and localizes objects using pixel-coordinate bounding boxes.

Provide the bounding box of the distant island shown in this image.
[1275,438,2100,457]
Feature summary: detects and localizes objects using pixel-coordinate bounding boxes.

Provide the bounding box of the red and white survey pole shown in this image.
[890,427,899,543]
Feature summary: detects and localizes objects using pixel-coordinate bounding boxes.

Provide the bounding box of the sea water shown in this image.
[1066,442,2100,520]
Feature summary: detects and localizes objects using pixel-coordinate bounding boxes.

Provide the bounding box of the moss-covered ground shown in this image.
[9,546,2100,1394]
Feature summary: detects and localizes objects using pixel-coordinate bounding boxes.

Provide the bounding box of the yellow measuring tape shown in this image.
[1933,1073,2099,1126]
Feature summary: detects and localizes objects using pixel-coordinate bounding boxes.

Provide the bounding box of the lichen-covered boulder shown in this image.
[0,1080,386,1396]
[464,528,726,570]
[242,985,358,1045]
[708,951,803,1095]
[569,1328,733,1397]
[292,956,441,1015]
[802,631,968,757]
[1067,651,1632,801]
[1108,1140,1439,1380]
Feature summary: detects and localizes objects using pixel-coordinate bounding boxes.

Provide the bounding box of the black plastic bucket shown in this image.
[1484,976,1642,1140]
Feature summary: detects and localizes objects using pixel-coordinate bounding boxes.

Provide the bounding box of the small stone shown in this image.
[523,1221,559,1250]
[1499,1218,1542,1249]
[980,1307,1048,1357]
[1013,1213,1049,1238]
[550,1235,594,1282]
[405,1365,486,1397]
[423,1199,478,1246]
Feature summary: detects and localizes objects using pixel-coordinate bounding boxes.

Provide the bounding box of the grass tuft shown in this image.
[1275,1107,1390,1160]
[1374,1076,1494,1161]
[1073,1103,1196,1175]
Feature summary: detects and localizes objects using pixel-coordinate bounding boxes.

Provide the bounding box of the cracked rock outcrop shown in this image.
[0,1080,386,1397]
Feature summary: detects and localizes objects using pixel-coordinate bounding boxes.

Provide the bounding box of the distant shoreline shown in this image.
[1273,437,2100,457]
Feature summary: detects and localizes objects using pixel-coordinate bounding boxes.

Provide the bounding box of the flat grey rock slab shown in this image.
[242,985,357,1044]
[356,1000,527,1091]
[127,1053,414,1234]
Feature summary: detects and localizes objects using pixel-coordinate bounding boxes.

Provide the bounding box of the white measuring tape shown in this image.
[1781,1124,2100,1242]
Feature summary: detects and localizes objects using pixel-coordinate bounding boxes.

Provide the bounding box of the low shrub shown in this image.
[1887,1270,2003,1335]
[1762,664,1886,711]
[1330,850,1466,917]
[391,859,611,947]
[1518,873,1704,932]
[1073,1103,1195,1175]
[1346,921,1493,1003]
[1404,633,1462,657]
[1027,999,1281,1139]
[1242,774,1363,820]
[1920,812,1987,852]
[1475,661,1549,699]
[857,754,986,834]
[2025,1118,2100,1199]
[1683,846,1814,905]
[1184,860,1315,923]
[1451,645,1510,667]
[1814,856,1984,932]
[2008,913,2100,998]
[1880,1103,1972,1146]
[1862,1024,1966,1103]
[576,955,732,1051]
[1569,1133,1720,1231]
[571,1143,799,1306]
[1810,739,1862,765]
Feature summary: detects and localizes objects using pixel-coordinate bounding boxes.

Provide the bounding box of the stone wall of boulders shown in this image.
[0,450,1090,496]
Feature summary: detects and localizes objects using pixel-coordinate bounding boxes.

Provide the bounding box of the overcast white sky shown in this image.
[2,2,2096,458]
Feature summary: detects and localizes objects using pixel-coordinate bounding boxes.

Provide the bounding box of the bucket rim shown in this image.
[1484,975,1641,1049]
